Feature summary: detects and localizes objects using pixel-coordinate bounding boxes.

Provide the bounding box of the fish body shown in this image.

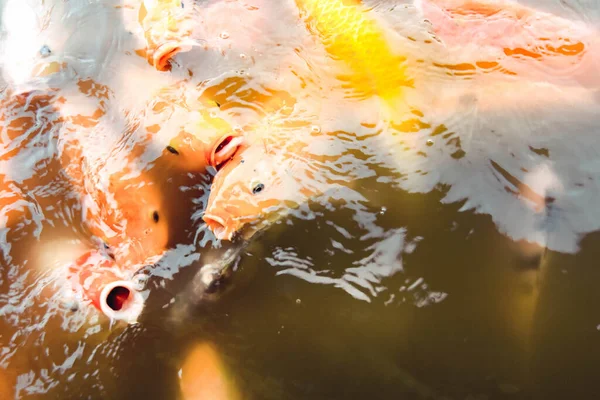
[296,0,412,101]
[179,342,241,400]
[418,0,599,87]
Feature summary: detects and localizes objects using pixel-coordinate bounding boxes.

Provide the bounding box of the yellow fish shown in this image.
[295,0,413,102]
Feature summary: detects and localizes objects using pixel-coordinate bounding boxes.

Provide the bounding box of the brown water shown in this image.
[1,0,600,399]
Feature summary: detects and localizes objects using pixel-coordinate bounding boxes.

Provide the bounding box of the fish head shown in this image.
[203,141,313,241]
[138,0,196,71]
[87,129,244,265]
[96,175,169,267]
[162,131,244,172]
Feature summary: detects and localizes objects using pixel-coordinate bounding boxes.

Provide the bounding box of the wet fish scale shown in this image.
[298,0,412,99]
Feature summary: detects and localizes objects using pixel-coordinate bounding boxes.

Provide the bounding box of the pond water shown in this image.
[1,0,600,399]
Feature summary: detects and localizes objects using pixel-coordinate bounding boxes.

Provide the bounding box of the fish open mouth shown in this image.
[203,213,235,241]
[99,280,145,323]
[152,40,197,71]
[210,135,244,170]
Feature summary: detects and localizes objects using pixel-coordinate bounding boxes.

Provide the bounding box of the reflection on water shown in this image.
[0,0,599,398]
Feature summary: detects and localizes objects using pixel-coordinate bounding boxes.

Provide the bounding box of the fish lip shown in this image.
[210,135,245,169]
[152,40,197,71]
[203,212,236,241]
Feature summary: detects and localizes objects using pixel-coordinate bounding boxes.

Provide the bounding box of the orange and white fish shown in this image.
[203,126,342,241]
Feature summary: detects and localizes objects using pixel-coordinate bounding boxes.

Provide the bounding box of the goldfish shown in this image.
[0,74,245,321]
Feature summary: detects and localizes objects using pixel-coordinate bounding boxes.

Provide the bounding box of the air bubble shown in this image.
[296,299,301,304]
[219,32,230,39]
[240,53,247,59]
[379,206,387,215]
[426,139,434,147]
[311,125,321,133]
[40,45,51,57]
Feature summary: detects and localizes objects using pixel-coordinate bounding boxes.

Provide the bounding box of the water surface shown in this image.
[1,0,600,399]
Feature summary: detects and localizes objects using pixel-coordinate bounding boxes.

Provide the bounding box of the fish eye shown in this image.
[166,145,179,155]
[252,182,264,195]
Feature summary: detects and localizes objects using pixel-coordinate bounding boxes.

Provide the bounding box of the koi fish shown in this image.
[203,127,341,241]
[55,79,244,265]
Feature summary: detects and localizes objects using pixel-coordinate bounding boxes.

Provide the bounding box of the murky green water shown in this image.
[1,0,600,399]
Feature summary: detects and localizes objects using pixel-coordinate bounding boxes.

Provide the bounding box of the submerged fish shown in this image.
[179,342,241,400]
[418,0,600,87]
[295,0,413,101]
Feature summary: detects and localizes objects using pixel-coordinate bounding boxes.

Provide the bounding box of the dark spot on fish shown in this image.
[241,159,245,163]
[215,101,221,108]
[430,124,447,137]
[529,146,550,158]
[451,149,466,159]
[252,183,265,194]
[152,211,160,223]
[166,145,179,155]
